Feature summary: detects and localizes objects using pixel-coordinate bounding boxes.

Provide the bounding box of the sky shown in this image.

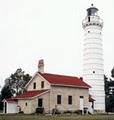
[0,0,114,88]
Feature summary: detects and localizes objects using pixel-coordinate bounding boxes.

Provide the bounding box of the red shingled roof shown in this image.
[5,98,17,102]
[14,89,49,99]
[4,90,49,101]
[39,73,90,88]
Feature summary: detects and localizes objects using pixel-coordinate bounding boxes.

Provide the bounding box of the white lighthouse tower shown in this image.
[82,4,105,112]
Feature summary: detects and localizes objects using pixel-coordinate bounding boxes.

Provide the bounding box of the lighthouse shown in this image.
[82,4,105,112]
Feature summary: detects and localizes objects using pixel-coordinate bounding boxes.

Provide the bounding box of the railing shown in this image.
[82,19,103,28]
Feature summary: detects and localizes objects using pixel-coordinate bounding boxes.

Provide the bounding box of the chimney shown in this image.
[38,59,44,74]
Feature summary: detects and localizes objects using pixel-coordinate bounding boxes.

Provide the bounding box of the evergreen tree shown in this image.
[105,67,114,112]
[0,92,3,110]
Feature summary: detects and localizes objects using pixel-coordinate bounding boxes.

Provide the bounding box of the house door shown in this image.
[38,98,43,107]
[79,96,84,110]
[4,102,7,113]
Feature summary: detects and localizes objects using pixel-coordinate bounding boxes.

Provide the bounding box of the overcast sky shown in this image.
[0,0,114,88]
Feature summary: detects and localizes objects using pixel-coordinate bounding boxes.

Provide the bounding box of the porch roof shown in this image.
[3,89,49,102]
[14,89,49,99]
[4,98,17,102]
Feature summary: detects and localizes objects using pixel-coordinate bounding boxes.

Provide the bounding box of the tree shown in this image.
[105,75,111,112]
[1,68,31,100]
[0,86,13,111]
[23,73,32,86]
[4,68,25,96]
[1,86,13,100]
[105,67,114,112]
[111,67,114,78]
[0,92,3,110]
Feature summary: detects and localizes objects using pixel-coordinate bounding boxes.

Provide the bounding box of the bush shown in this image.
[19,111,24,114]
[74,110,80,114]
[63,110,73,114]
[36,107,44,114]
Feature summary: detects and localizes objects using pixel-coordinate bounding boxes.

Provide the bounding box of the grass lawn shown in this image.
[0,114,114,120]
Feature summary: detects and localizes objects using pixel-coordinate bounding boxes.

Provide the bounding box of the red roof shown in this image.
[14,89,49,99]
[39,73,90,88]
[89,95,95,102]
[5,98,17,102]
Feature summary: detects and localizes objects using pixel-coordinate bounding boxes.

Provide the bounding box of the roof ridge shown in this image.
[38,72,79,79]
[39,72,90,88]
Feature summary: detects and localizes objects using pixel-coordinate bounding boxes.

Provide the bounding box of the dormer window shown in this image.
[41,81,44,88]
[33,82,36,89]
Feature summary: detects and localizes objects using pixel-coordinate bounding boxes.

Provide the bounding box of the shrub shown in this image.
[63,110,73,114]
[19,111,24,114]
[36,107,44,114]
[74,110,80,114]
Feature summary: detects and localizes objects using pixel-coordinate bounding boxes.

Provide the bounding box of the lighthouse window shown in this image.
[93,71,95,73]
[88,17,90,22]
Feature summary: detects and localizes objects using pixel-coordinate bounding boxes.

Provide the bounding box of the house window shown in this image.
[41,81,44,88]
[80,96,84,98]
[93,71,95,73]
[33,82,36,89]
[57,95,61,104]
[68,96,72,105]
[25,102,27,106]
[38,98,43,107]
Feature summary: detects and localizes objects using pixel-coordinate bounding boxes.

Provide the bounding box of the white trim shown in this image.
[25,72,51,88]
[2,99,7,102]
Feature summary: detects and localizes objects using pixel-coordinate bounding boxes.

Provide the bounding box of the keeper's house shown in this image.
[3,60,94,114]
